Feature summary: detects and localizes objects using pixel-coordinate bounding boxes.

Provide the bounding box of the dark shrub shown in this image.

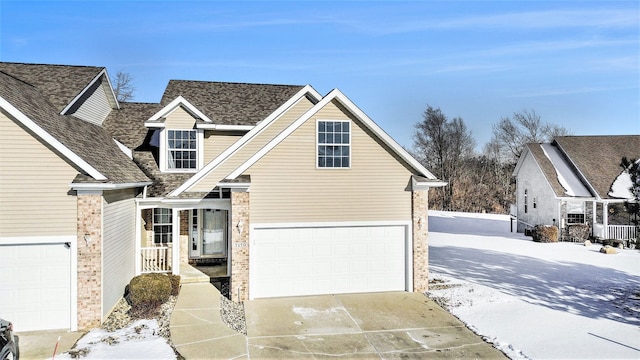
[127,273,172,318]
[533,225,558,243]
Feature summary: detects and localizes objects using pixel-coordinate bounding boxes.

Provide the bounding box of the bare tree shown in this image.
[111,71,135,102]
[413,106,475,210]
[491,109,570,163]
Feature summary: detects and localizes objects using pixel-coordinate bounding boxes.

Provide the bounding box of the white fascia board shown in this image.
[61,69,119,114]
[113,138,133,159]
[196,123,255,131]
[216,182,251,189]
[169,85,322,196]
[0,95,107,181]
[70,181,152,191]
[102,68,121,110]
[147,95,212,123]
[226,89,437,180]
[412,177,448,190]
[144,122,165,128]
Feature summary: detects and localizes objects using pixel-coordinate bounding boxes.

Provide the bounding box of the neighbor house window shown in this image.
[524,189,528,213]
[153,208,173,244]
[567,213,585,224]
[533,196,537,209]
[566,202,585,224]
[167,130,197,170]
[317,120,350,168]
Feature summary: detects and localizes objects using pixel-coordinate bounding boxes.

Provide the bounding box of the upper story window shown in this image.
[317,120,350,168]
[167,130,197,170]
[524,189,528,213]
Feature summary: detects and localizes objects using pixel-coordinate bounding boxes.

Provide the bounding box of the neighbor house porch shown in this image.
[592,201,637,241]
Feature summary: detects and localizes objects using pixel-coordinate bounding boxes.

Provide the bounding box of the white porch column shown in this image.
[603,203,609,238]
[172,208,180,275]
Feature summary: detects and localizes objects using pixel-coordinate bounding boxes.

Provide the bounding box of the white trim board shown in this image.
[147,95,212,123]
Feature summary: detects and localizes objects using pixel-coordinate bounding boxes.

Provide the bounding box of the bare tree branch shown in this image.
[111,71,135,102]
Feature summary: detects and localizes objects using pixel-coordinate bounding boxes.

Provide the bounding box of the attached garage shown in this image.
[0,241,73,332]
[250,224,408,299]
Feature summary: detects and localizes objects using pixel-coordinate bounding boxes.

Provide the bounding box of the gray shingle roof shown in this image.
[160,80,304,126]
[554,135,640,199]
[0,62,104,113]
[0,70,149,184]
[104,102,160,149]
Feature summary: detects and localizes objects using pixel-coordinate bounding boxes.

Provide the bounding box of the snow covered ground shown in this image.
[51,320,175,359]
[428,210,640,359]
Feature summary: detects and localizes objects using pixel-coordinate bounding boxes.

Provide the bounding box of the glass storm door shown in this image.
[201,209,227,256]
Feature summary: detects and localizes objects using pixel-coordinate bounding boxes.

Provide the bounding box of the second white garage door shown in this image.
[250,224,407,299]
[0,242,71,331]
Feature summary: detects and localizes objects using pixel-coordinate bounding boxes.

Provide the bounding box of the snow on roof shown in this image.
[608,159,638,199]
[540,143,591,197]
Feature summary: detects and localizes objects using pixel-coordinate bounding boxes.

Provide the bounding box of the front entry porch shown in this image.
[136,199,232,277]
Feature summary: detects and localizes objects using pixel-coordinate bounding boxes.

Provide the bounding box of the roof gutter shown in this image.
[70,181,153,191]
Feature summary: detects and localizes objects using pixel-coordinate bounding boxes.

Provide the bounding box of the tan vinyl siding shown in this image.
[165,106,197,129]
[70,77,112,126]
[203,131,244,163]
[189,97,315,192]
[247,100,415,223]
[102,189,137,318]
[0,110,78,237]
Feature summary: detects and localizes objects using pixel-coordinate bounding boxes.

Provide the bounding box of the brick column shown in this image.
[412,189,429,293]
[230,190,250,302]
[77,193,103,329]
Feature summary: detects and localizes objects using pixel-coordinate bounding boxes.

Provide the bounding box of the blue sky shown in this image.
[1,1,638,151]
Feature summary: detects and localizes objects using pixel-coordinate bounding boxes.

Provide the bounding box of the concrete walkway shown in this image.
[170,271,506,359]
[170,282,247,359]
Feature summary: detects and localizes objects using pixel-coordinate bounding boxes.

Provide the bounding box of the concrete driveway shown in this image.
[244,292,506,359]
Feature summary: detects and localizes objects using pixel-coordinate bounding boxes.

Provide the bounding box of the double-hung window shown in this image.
[317,120,350,168]
[167,130,197,170]
[153,208,173,244]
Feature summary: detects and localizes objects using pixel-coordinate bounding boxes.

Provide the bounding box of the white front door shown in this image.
[190,209,228,258]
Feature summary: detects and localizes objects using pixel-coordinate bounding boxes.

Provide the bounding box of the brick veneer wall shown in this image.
[179,210,189,264]
[230,190,250,302]
[77,193,102,329]
[412,189,429,292]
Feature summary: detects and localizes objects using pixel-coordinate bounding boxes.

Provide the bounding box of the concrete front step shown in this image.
[178,263,211,284]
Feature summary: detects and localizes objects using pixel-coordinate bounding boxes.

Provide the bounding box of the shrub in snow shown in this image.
[532,225,558,243]
[567,224,590,241]
[600,245,618,254]
[127,273,172,318]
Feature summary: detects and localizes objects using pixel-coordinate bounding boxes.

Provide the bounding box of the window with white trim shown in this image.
[317,120,350,168]
[167,130,197,170]
[153,208,172,244]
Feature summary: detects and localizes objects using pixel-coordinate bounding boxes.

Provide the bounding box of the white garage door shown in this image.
[0,243,71,331]
[250,225,407,299]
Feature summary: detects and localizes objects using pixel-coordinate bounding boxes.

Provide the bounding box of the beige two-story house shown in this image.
[0,62,444,332]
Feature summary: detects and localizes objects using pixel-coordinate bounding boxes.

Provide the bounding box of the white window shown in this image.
[317,120,350,168]
[167,130,197,170]
[153,208,172,244]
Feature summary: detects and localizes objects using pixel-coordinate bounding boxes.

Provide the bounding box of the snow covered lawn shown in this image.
[428,210,640,359]
[51,320,175,359]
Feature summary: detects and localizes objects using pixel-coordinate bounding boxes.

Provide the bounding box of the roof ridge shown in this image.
[167,79,304,87]
[0,70,37,88]
[0,61,103,70]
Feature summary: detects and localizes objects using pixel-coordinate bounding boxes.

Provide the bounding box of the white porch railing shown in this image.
[605,225,637,240]
[140,246,171,273]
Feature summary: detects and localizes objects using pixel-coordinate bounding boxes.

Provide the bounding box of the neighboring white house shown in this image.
[513,135,640,241]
